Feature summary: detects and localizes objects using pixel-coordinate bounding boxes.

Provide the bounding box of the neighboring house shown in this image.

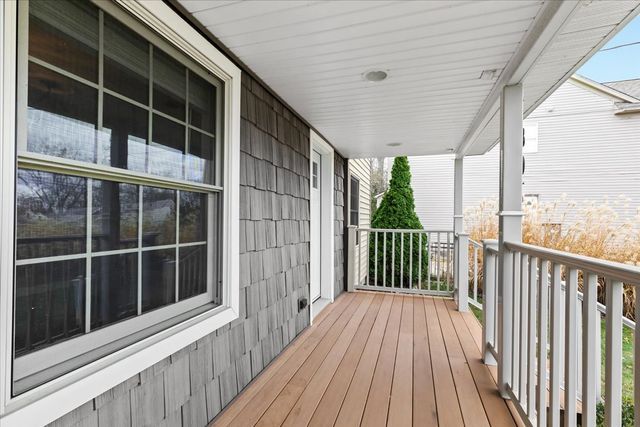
[348,159,372,286]
[409,75,640,231]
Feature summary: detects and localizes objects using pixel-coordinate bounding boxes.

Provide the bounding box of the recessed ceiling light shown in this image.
[387,142,402,147]
[363,70,388,82]
[479,69,497,80]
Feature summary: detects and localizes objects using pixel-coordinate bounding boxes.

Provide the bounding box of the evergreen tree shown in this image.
[369,157,427,287]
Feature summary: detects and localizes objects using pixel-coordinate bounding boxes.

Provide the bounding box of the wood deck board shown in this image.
[210,292,519,427]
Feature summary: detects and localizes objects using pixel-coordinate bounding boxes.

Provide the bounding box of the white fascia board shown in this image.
[456,1,581,158]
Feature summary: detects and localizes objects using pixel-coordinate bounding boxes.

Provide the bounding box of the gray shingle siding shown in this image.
[48,71,347,426]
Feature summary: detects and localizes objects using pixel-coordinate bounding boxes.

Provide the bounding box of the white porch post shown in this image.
[497,84,524,398]
[453,157,468,311]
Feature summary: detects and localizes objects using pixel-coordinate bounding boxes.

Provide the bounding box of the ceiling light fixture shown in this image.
[363,69,388,82]
[387,142,402,147]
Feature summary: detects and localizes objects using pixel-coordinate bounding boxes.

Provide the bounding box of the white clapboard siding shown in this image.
[349,158,371,285]
[410,79,640,231]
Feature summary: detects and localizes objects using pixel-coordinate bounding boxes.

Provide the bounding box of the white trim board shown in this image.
[0,1,241,425]
[309,130,335,323]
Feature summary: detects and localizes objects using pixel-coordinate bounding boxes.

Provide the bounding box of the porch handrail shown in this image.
[504,241,640,284]
[481,239,640,427]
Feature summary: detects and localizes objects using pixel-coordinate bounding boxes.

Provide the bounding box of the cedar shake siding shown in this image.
[334,153,347,299]
[46,71,347,427]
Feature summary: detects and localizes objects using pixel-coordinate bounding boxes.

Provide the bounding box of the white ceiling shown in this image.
[178,0,640,158]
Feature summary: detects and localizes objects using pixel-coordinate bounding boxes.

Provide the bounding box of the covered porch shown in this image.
[211,291,519,427]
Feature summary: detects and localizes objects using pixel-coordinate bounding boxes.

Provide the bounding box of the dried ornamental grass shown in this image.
[465,196,640,319]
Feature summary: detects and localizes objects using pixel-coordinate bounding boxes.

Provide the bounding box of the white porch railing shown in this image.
[347,226,454,296]
[481,239,640,427]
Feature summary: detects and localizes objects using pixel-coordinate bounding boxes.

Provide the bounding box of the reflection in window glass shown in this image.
[16,169,87,259]
[91,253,137,329]
[92,180,138,251]
[29,0,98,82]
[153,49,185,120]
[187,130,215,184]
[189,72,215,133]
[142,186,176,247]
[103,15,149,104]
[99,94,147,172]
[180,191,207,243]
[142,249,175,312]
[179,245,207,300]
[28,63,98,163]
[14,259,86,356]
[150,114,185,179]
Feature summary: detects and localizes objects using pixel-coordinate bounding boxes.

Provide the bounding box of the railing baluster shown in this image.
[446,231,451,290]
[383,232,387,287]
[436,232,441,291]
[473,246,478,304]
[582,272,598,427]
[410,232,414,287]
[527,256,537,418]
[428,233,432,291]
[357,229,362,286]
[374,231,378,286]
[635,277,640,427]
[400,232,404,288]
[418,232,422,290]
[550,262,563,427]
[564,267,578,427]
[391,231,395,288]
[365,231,369,287]
[605,279,623,427]
[537,260,550,427]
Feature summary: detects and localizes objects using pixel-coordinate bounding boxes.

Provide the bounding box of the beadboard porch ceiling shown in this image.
[176,0,640,158]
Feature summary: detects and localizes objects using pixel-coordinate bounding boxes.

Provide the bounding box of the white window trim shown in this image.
[0,1,241,425]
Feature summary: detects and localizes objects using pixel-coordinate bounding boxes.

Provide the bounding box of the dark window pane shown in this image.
[29,0,98,82]
[92,180,138,251]
[180,191,207,243]
[142,249,175,312]
[16,169,86,259]
[179,245,207,300]
[150,114,185,179]
[189,72,216,133]
[14,259,86,356]
[104,15,149,104]
[28,63,98,163]
[91,253,137,329]
[187,130,215,184]
[100,95,147,172]
[153,49,185,120]
[142,186,176,247]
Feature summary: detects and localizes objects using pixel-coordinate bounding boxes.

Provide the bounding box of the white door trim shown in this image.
[309,130,334,322]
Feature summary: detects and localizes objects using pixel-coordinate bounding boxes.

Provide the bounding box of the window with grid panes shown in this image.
[350,176,360,244]
[12,0,224,394]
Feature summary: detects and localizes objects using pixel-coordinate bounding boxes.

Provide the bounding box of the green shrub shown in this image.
[595,398,634,426]
[369,157,427,287]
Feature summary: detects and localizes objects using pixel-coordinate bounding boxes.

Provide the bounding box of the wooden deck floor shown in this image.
[210,292,520,427]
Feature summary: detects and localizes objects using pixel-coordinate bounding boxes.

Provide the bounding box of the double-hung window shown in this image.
[350,176,360,244]
[6,0,239,398]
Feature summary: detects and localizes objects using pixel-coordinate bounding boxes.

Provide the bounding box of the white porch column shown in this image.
[497,84,524,398]
[453,157,464,233]
[453,158,468,311]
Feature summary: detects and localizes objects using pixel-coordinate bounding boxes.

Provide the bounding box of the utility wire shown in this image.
[600,41,640,52]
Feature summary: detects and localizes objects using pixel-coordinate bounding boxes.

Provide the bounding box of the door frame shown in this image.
[309,130,334,322]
